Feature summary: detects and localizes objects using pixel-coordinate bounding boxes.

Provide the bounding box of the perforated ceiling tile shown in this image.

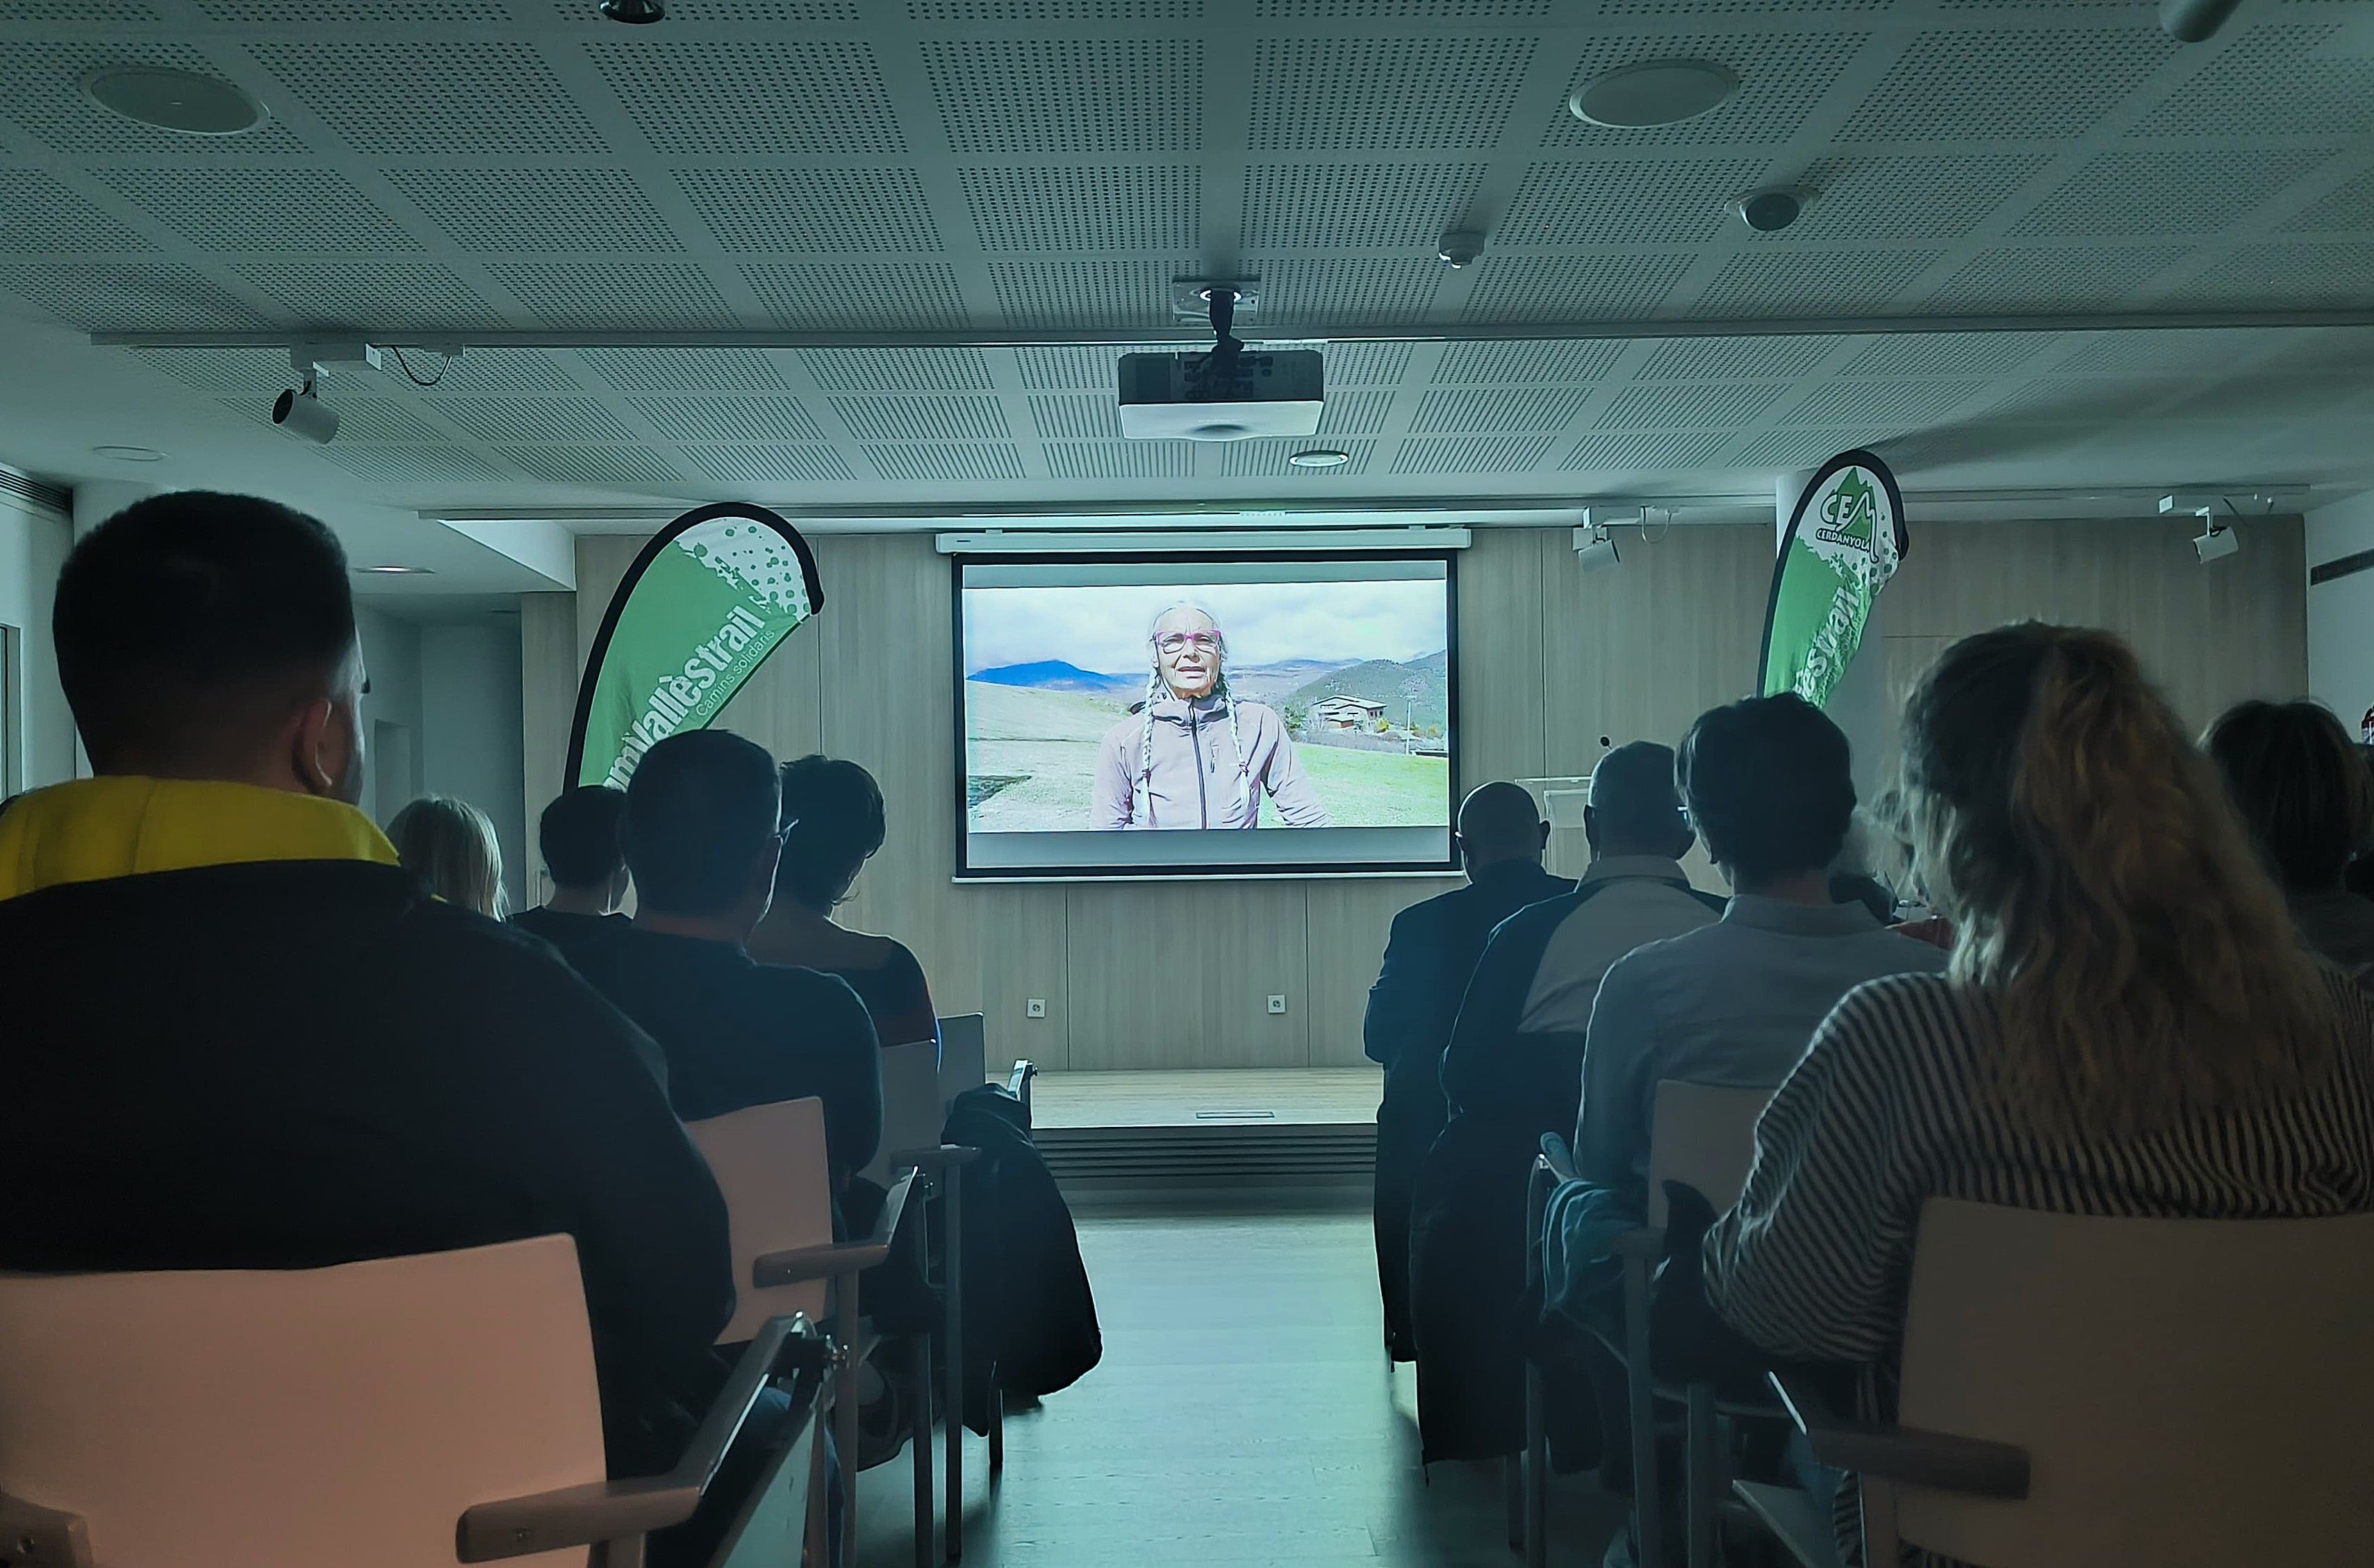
[1028,394,1122,440]
[1046,440,1196,479]
[130,345,288,391]
[1410,386,1588,434]
[1780,377,1986,428]
[593,42,903,156]
[580,347,786,391]
[0,44,308,156]
[233,260,504,329]
[1633,335,1841,380]
[679,167,941,253]
[989,260,1184,327]
[2286,167,2374,236]
[1321,341,1414,385]
[964,166,1199,251]
[218,393,443,443]
[1559,430,1727,471]
[2049,329,2259,374]
[912,1,1203,20]
[832,395,1009,440]
[3,3,163,19]
[92,168,422,254]
[2012,148,2334,238]
[434,396,638,444]
[1590,0,1895,10]
[1544,31,1857,149]
[2132,24,2374,138]
[0,170,153,252]
[745,262,966,329]
[1221,438,1376,476]
[1258,0,1553,15]
[405,348,579,392]
[484,263,732,329]
[800,347,992,392]
[251,44,604,156]
[1388,435,1554,474]
[678,444,857,485]
[1251,37,1535,151]
[1729,427,1870,470]
[1693,248,1943,316]
[1836,332,2052,377]
[864,444,1028,482]
[560,0,862,18]
[1594,380,1784,429]
[1239,163,1486,250]
[1251,258,1444,326]
[2173,242,2374,309]
[320,445,508,484]
[200,0,481,19]
[1499,158,1767,247]
[1922,245,2191,311]
[1461,254,1695,323]
[1836,28,2181,143]
[1434,339,1626,384]
[1318,390,1394,436]
[499,446,687,486]
[384,168,682,254]
[925,40,1201,155]
[631,396,825,443]
[1012,343,1175,389]
[1783,154,2050,243]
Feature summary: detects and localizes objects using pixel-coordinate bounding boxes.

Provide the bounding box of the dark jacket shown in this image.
[0,858,734,1477]
[567,927,884,1180]
[510,904,630,948]
[942,1085,1101,1431]
[1365,859,1574,1359]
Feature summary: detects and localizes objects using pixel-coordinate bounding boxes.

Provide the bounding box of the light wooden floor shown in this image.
[855,1207,1626,1568]
[1030,1069,1381,1130]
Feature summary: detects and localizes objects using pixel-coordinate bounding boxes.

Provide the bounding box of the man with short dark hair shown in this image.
[1365,781,1574,1361]
[568,730,883,1180]
[1574,695,1944,1212]
[0,491,733,1478]
[513,784,632,946]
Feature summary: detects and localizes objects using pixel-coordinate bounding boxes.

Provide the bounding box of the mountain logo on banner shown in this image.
[1758,451,1908,711]
[1815,468,1879,554]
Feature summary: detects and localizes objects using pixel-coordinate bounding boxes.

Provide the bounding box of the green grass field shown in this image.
[963,681,1448,831]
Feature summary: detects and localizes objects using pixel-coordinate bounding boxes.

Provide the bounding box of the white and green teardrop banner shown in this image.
[1759,450,1908,709]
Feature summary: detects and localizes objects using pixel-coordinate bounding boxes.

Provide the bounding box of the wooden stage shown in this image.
[1023,1069,1380,1205]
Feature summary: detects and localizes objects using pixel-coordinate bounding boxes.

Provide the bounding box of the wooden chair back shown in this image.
[1645,1080,1775,1230]
[687,1096,834,1342]
[0,1235,602,1568]
[1893,1199,2374,1567]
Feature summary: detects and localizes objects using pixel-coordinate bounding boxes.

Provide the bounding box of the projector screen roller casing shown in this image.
[953,550,1459,880]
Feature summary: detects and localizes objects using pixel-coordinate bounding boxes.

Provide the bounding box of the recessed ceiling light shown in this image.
[1569,60,1738,129]
[356,565,434,576]
[82,65,267,135]
[1288,449,1351,470]
[91,445,163,462]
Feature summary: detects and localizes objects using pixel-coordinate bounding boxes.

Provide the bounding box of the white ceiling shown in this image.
[3,0,2373,588]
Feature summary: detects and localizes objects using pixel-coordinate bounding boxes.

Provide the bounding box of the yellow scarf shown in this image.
[0,777,399,902]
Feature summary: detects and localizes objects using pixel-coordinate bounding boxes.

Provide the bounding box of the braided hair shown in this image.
[1135,603,1251,823]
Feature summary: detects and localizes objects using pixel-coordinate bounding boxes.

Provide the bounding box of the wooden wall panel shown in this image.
[1064,880,1310,1069]
[977,882,1071,1073]
[1456,527,1547,787]
[518,591,577,902]
[1305,876,1458,1068]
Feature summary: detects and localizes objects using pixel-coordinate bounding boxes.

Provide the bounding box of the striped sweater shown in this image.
[1703,968,2374,1565]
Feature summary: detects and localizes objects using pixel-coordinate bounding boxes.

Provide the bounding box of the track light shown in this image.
[272,374,339,444]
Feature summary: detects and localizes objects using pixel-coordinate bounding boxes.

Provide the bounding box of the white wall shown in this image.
[0,493,74,793]
[420,620,527,909]
[354,605,424,827]
[2306,490,2374,736]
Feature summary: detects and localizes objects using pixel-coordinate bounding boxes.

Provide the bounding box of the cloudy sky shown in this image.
[964,578,1449,675]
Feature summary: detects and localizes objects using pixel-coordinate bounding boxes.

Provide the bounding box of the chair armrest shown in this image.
[893,1144,983,1173]
[0,1487,92,1568]
[1769,1371,2029,1500]
[1007,1059,1036,1106]
[457,1314,827,1562]
[751,1166,921,1287]
[1538,1132,1580,1185]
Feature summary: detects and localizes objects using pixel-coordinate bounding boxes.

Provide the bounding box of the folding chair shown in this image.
[0,1235,826,1568]
[688,1097,921,1568]
[1522,1082,1774,1568]
[936,1014,987,1110]
[1740,1200,2374,1568]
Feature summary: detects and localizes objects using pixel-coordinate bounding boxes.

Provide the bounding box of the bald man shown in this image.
[1363,782,1573,1360]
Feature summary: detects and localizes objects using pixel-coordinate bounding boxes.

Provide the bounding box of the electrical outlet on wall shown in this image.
[1025,998,1047,1019]
[1267,994,1288,1015]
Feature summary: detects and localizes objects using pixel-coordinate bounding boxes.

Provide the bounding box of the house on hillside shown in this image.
[1312,695,1387,730]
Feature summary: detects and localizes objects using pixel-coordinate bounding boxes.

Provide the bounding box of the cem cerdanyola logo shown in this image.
[1815,467,1879,554]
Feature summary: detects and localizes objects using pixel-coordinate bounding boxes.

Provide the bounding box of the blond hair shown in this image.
[388,794,509,918]
[1903,624,2335,1131]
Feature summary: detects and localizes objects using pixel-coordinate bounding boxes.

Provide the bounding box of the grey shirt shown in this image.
[1574,893,1949,1207]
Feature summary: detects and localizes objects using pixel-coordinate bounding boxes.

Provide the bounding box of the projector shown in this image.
[1118,349,1323,442]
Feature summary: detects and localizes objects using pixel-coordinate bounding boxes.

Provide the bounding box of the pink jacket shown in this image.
[1090,695,1332,830]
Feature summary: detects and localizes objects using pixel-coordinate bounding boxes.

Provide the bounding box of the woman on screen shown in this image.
[1090,604,1332,830]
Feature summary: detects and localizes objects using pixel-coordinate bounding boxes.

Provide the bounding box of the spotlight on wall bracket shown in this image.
[270,341,386,445]
[2161,493,2239,565]
[272,374,338,444]
[1574,506,1642,573]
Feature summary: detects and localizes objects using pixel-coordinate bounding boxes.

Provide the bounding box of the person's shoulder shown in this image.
[1819,971,1977,1073]
[1098,711,1142,746]
[750,958,872,1021]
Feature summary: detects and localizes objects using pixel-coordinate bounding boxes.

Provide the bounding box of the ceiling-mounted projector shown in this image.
[1119,284,1321,441]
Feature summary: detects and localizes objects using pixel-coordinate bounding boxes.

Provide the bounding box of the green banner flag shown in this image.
[567,503,824,790]
[1759,450,1908,709]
